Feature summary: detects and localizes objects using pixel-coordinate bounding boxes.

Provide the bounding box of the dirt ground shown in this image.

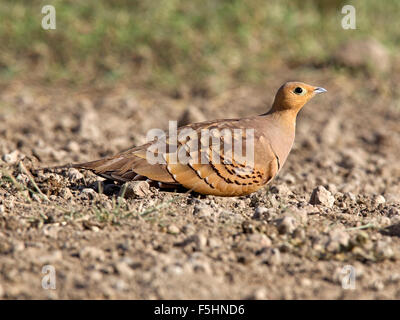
[1,67,400,299]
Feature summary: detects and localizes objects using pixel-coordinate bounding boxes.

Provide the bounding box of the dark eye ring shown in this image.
[294,87,303,94]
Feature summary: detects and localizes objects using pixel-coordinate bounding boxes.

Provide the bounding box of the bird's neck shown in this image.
[257,108,298,168]
[263,108,298,131]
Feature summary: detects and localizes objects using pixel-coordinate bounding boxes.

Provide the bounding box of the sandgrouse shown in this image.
[49,82,326,196]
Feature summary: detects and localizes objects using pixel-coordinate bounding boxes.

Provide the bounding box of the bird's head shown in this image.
[271,81,327,114]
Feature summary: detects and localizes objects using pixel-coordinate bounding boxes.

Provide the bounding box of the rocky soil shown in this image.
[1,67,400,299]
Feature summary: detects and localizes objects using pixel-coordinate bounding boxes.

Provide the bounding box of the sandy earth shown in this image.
[1,68,400,299]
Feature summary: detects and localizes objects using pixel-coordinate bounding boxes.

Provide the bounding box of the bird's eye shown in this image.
[293,87,304,95]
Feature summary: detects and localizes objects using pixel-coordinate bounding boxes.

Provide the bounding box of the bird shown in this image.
[43,81,326,197]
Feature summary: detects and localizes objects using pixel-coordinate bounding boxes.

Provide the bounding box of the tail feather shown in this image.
[35,158,109,172]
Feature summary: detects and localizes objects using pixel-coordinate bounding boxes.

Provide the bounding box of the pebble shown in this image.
[248,288,267,300]
[373,195,386,206]
[120,181,151,198]
[374,240,394,259]
[193,204,213,218]
[37,250,63,264]
[12,240,25,252]
[67,168,84,181]
[263,248,281,265]
[80,188,97,200]
[326,229,350,252]
[270,184,292,196]
[287,206,308,224]
[66,141,80,153]
[1,150,19,164]
[114,261,134,278]
[167,224,180,235]
[310,186,335,208]
[191,260,212,275]
[247,233,272,247]
[370,279,385,291]
[252,207,276,221]
[344,192,357,202]
[276,216,297,234]
[390,214,400,225]
[388,207,400,217]
[377,216,391,227]
[0,205,4,214]
[182,223,196,235]
[190,233,207,251]
[326,183,338,195]
[59,188,73,200]
[282,173,296,184]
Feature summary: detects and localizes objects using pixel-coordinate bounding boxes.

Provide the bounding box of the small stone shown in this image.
[287,206,308,224]
[378,216,391,227]
[167,224,180,234]
[310,186,335,208]
[89,271,103,282]
[38,250,63,264]
[282,173,296,184]
[374,240,394,259]
[390,214,400,225]
[191,233,207,251]
[81,188,97,200]
[276,216,297,234]
[67,168,84,181]
[388,273,400,284]
[43,225,59,239]
[389,207,400,217]
[300,278,312,287]
[120,181,151,198]
[59,188,73,200]
[0,205,4,214]
[2,150,19,164]
[326,229,350,252]
[373,195,386,205]
[270,184,292,196]
[66,141,80,153]
[191,260,212,274]
[252,207,276,221]
[248,287,267,300]
[344,192,357,202]
[370,279,385,291]
[182,223,196,235]
[247,233,272,247]
[115,262,134,277]
[193,204,213,218]
[263,248,281,265]
[326,183,338,195]
[12,240,25,252]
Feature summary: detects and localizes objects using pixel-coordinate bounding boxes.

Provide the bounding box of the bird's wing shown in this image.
[164,120,279,196]
[73,118,280,196]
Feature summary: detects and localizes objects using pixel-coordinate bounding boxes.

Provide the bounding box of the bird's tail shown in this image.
[35,159,107,172]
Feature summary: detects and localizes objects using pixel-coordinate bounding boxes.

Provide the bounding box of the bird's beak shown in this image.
[314,87,327,94]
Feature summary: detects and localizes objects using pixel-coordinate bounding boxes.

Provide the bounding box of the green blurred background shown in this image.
[0,0,398,94]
